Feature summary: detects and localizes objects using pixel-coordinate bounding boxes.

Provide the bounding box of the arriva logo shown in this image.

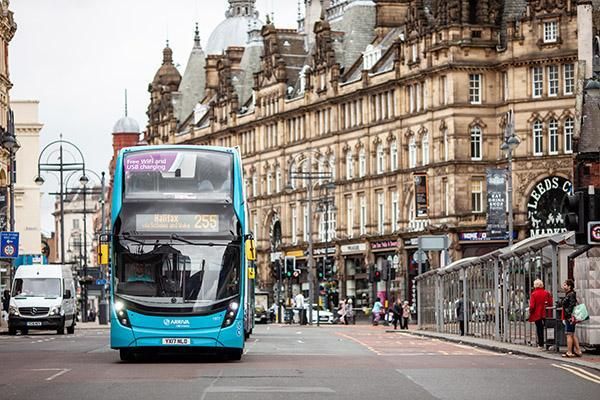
[163,319,190,327]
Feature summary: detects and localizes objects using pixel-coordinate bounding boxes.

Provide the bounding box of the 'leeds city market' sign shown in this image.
[527,176,571,237]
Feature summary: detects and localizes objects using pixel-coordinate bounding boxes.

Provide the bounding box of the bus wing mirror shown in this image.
[64,290,72,299]
[245,239,257,261]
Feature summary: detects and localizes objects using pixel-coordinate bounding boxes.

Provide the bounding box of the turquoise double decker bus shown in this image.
[108,145,255,361]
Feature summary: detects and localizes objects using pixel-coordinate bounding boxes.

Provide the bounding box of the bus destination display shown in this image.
[136,214,219,233]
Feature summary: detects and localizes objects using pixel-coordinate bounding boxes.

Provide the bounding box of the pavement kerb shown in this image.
[396,329,600,372]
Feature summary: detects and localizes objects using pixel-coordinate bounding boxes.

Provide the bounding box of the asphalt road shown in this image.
[0,324,598,400]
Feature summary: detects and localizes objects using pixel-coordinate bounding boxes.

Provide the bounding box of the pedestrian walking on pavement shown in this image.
[337,299,347,324]
[295,292,306,325]
[345,298,354,325]
[2,289,10,323]
[372,298,383,326]
[402,301,411,330]
[528,279,553,350]
[392,298,402,330]
[561,279,582,358]
[456,298,465,336]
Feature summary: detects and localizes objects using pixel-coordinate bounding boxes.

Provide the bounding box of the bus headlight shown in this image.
[114,301,131,327]
[222,301,240,328]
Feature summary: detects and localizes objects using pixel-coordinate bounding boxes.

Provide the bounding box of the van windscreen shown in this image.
[13,278,61,297]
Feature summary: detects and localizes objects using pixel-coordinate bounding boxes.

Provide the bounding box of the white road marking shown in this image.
[552,363,600,384]
[297,340,304,344]
[206,386,335,393]
[29,368,72,381]
[199,369,223,400]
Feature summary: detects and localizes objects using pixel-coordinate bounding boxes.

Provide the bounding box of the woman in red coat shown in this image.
[528,279,553,350]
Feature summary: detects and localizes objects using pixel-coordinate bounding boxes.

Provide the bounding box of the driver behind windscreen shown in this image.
[127,263,153,283]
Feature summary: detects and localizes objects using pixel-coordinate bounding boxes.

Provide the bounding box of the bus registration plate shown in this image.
[162,338,190,345]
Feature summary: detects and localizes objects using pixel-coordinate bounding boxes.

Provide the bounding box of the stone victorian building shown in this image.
[0,0,16,291]
[145,0,593,308]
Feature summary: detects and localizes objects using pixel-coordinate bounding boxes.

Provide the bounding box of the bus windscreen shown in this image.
[123,150,232,201]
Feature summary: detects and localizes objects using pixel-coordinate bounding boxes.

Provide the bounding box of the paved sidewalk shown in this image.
[393,328,600,371]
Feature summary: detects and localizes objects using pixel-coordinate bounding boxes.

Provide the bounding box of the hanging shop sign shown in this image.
[486,168,507,239]
[527,176,572,237]
[341,243,367,255]
[414,174,428,218]
[370,240,398,251]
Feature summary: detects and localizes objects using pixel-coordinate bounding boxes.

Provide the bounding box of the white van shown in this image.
[7,264,76,335]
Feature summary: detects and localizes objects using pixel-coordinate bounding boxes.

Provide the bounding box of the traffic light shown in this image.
[368,265,375,282]
[374,269,381,282]
[564,189,591,245]
[324,257,333,279]
[317,259,324,279]
[284,256,295,278]
[381,263,388,281]
[271,261,281,279]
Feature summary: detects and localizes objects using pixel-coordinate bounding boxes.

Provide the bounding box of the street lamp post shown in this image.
[35,136,86,265]
[501,111,521,247]
[286,151,334,326]
[317,182,335,326]
[2,109,20,285]
[63,169,104,323]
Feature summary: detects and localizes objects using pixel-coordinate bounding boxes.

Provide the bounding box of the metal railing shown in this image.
[417,233,573,347]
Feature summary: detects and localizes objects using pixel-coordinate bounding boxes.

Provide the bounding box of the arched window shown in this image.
[533,120,543,156]
[329,154,336,181]
[346,151,354,179]
[359,148,367,177]
[470,126,482,160]
[422,133,429,165]
[443,129,449,161]
[266,171,272,195]
[548,119,558,154]
[409,137,417,168]
[275,166,281,193]
[376,143,385,174]
[564,117,574,154]
[390,140,398,171]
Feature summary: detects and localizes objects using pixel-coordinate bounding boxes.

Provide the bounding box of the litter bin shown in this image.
[545,318,566,349]
[98,300,109,325]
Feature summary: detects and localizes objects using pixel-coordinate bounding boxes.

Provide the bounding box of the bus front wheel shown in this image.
[227,349,243,361]
[119,349,135,362]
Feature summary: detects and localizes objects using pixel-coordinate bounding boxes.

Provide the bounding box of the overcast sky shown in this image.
[9,0,297,232]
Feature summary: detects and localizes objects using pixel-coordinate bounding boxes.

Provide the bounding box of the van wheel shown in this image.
[119,349,135,362]
[66,320,75,334]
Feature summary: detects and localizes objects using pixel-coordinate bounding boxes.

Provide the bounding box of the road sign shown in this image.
[0,232,19,259]
[588,221,600,245]
[270,252,282,262]
[248,267,255,279]
[96,279,107,286]
[418,235,448,251]
[413,250,427,263]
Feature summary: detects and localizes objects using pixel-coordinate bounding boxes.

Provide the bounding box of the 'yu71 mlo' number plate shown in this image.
[162,338,191,345]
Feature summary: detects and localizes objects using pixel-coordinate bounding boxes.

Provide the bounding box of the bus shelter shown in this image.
[416,233,574,346]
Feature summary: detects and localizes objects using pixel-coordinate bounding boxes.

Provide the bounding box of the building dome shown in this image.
[205,0,262,54]
[113,116,140,134]
[152,45,182,88]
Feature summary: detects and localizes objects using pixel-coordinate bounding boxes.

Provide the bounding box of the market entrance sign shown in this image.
[527,176,571,237]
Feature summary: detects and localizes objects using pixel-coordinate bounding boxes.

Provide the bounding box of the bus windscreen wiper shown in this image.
[119,233,151,246]
[169,233,225,247]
